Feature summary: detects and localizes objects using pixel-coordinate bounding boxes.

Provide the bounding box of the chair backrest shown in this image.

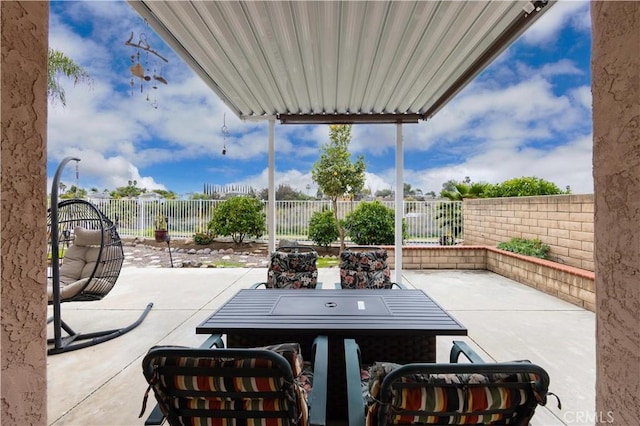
[141,343,309,425]
[339,247,392,289]
[365,361,551,425]
[267,246,318,289]
[59,227,109,282]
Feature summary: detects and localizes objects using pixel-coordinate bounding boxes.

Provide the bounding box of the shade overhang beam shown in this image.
[421,0,553,120]
[277,113,422,125]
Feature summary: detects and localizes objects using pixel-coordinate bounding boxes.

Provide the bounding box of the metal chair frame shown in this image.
[345,339,557,425]
[141,335,329,426]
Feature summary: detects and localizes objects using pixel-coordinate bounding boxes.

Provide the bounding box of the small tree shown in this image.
[375,188,393,198]
[311,124,366,250]
[208,196,266,244]
[343,201,406,245]
[436,179,488,243]
[152,189,178,200]
[111,180,144,198]
[308,208,339,249]
[434,201,462,243]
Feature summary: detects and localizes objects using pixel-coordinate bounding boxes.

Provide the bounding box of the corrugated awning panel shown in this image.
[129,0,553,123]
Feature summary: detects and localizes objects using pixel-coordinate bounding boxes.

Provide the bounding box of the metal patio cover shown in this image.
[128,0,553,125]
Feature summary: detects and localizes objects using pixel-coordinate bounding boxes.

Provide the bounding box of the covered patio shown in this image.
[127,0,557,274]
[47,266,593,425]
[1,1,638,424]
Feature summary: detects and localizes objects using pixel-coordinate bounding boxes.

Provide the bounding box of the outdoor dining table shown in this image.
[196,288,467,420]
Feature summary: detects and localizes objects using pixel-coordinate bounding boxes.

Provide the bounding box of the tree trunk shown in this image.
[332,198,345,252]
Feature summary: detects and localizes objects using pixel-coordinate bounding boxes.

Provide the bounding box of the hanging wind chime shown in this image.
[125,28,169,109]
[221,113,230,155]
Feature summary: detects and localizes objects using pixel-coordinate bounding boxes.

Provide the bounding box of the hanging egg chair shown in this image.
[47,157,152,355]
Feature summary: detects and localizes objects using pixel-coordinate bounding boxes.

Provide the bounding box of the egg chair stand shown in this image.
[47,157,153,355]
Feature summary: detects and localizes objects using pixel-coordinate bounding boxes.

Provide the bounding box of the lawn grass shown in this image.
[317,257,339,268]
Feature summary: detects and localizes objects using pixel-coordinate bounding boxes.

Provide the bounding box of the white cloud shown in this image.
[569,85,592,110]
[521,0,591,45]
[401,132,593,196]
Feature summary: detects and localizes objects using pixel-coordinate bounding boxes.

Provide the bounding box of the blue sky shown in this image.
[48,0,593,197]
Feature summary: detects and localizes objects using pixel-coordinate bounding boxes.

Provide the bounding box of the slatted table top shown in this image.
[196,289,467,337]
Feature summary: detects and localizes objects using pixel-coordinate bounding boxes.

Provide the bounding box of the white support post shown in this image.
[268,119,276,253]
[395,123,403,284]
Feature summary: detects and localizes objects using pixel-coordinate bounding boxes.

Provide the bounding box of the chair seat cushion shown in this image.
[268,270,319,289]
[365,362,543,425]
[58,245,88,283]
[47,277,90,302]
[340,269,391,289]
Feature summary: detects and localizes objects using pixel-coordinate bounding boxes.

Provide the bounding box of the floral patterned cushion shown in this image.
[339,249,392,289]
[142,342,311,426]
[267,250,318,289]
[365,362,545,425]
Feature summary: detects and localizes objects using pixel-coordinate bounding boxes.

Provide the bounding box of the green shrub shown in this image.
[308,208,339,248]
[343,201,407,245]
[208,196,266,244]
[485,176,567,197]
[193,232,214,245]
[497,237,550,259]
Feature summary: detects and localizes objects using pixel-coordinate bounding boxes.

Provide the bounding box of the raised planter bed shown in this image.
[383,245,595,312]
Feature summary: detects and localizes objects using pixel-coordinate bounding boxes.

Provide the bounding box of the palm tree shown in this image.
[48,49,92,106]
[436,180,489,244]
[440,182,489,201]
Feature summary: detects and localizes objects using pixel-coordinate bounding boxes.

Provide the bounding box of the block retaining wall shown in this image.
[463,194,594,271]
[383,245,595,312]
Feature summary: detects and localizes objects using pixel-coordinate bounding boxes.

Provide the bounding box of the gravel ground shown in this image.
[122,242,270,268]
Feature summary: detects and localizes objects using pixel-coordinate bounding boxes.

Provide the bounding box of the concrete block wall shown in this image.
[463,194,594,271]
[388,246,487,270]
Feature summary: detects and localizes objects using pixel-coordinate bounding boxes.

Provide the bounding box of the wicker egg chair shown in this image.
[47,157,152,355]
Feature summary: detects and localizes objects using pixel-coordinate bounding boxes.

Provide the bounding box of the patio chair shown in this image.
[47,198,153,355]
[140,334,329,426]
[252,245,321,289]
[338,246,404,289]
[344,339,559,425]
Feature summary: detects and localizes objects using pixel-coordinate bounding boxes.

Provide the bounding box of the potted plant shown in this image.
[154,215,168,242]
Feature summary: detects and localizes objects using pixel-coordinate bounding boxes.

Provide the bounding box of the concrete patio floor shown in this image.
[47,267,595,425]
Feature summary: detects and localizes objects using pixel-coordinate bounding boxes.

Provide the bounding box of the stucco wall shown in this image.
[592,1,640,423]
[1,1,49,424]
[463,194,594,271]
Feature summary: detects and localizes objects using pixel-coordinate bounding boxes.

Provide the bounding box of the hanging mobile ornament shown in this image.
[130,54,136,96]
[221,113,230,155]
[126,27,168,108]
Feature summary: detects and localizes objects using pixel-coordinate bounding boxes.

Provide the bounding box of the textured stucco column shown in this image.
[592,1,640,423]
[1,1,49,424]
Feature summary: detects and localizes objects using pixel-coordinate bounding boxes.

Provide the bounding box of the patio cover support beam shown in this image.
[395,123,403,284]
[268,119,276,253]
[278,113,421,125]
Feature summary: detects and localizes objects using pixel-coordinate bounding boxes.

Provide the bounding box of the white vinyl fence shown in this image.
[85,198,463,244]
